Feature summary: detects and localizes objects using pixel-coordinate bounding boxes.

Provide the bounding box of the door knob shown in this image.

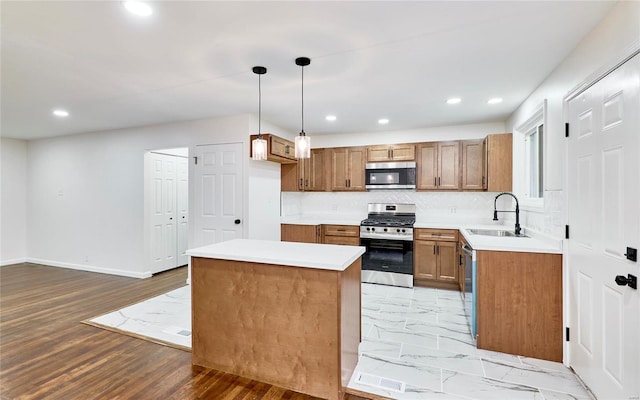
[614,274,637,289]
[234,219,241,224]
[169,217,173,220]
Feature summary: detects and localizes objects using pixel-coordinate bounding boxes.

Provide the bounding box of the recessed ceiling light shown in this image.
[488,98,503,104]
[325,115,337,121]
[447,98,461,104]
[52,109,69,117]
[124,1,153,17]
[378,118,389,125]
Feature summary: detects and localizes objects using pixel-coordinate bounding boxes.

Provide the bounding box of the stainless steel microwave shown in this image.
[365,161,416,190]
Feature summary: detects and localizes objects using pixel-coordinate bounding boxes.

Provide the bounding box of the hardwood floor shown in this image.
[0,263,372,400]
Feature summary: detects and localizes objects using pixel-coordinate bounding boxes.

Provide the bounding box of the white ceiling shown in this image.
[1,1,615,140]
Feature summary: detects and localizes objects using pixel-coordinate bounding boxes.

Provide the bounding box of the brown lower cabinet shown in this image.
[414,228,459,289]
[281,224,359,246]
[281,224,320,243]
[322,225,360,246]
[476,250,563,362]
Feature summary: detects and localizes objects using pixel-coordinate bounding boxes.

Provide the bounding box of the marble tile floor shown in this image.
[351,283,592,400]
[86,283,592,400]
[86,286,192,349]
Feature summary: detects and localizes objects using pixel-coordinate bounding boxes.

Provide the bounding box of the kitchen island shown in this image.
[186,239,364,400]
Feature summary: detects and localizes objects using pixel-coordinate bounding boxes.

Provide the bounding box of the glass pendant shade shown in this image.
[252,137,267,160]
[294,135,311,159]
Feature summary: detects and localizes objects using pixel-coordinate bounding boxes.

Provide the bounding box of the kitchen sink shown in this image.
[467,228,529,238]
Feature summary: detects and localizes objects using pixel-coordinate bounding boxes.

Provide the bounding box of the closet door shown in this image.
[149,153,177,273]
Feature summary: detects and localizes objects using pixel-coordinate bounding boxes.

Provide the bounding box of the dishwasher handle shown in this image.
[461,243,473,256]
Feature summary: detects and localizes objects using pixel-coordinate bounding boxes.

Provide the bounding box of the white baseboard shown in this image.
[0,258,27,267]
[25,258,152,279]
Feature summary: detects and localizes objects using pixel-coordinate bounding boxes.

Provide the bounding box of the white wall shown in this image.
[311,122,506,148]
[507,1,640,239]
[1,138,28,265]
[25,114,292,278]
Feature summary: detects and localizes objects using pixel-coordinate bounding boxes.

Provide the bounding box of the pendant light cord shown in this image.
[258,73,262,139]
[301,65,305,136]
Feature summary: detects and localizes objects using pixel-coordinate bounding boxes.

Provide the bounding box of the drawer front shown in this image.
[322,225,359,237]
[415,228,459,242]
[323,235,360,246]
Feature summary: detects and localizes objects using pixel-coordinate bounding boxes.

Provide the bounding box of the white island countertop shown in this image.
[186,239,365,271]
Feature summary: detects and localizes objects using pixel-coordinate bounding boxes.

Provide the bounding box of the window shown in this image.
[525,123,543,198]
[516,100,546,208]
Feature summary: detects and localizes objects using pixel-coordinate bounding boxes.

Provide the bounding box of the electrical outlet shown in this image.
[450,207,457,214]
[84,255,89,263]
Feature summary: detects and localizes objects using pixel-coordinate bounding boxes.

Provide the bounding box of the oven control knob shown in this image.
[371,228,375,232]
[402,229,406,233]
[396,229,401,232]
[383,228,388,232]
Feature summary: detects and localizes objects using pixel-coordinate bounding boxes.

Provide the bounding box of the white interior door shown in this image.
[149,153,177,273]
[193,143,243,247]
[176,157,189,266]
[567,53,639,400]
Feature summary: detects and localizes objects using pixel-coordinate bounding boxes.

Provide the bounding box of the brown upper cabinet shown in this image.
[278,133,511,193]
[417,142,460,190]
[485,133,513,192]
[461,139,486,190]
[367,144,415,162]
[249,134,296,164]
[281,148,326,192]
[329,147,366,191]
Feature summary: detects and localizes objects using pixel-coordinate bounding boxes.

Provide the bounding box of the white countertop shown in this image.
[281,215,364,226]
[281,215,562,254]
[457,226,562,254]
[186,239,366,271]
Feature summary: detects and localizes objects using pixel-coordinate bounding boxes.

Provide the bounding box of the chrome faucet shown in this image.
[493,192,522,236]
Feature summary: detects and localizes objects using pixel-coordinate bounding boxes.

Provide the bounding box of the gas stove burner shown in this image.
[361,218,415,227]
[359,203,416,242]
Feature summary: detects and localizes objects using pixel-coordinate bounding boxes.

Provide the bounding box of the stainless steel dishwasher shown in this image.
[460,242,476,339]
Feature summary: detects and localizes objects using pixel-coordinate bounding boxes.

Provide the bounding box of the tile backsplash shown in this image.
[281,191,512,224]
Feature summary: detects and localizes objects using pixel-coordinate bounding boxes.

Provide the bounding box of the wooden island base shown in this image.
[191,256,361,400]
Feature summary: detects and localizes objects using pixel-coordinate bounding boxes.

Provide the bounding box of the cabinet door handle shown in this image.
[299,178,303,188]
[438,177,441,186]
[433,246,436,255]
[390,149,394,159]
[285,145,290,154]
[388,149,391,159]
[482,176,485,186]
[434,177,437,186]
[305,179,308,187]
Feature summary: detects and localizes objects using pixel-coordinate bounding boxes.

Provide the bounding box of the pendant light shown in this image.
[251,66,268,161]
[294,57,311,159]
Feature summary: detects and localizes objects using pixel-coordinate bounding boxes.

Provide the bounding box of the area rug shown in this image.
[83,286,192,351]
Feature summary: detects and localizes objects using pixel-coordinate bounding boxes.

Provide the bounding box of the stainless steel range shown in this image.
[360,203,415,288]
